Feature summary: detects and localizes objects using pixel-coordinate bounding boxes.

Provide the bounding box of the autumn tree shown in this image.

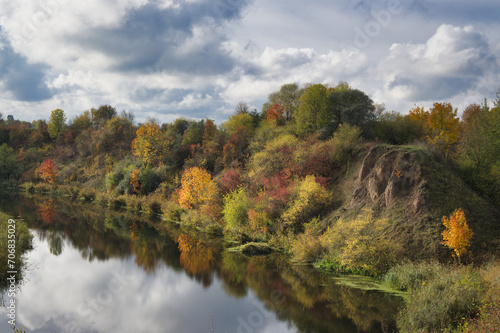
[48,108,66,139]
[265,103,285,125]
[37,159,59,183]
[178,167,218,209]
[90,104,117,126]
[442,208,473,263]
[70,110,92,133]
[221,112,255,137]
[425,103,460,155]
[132,121,169,165]
[262,83,303,121]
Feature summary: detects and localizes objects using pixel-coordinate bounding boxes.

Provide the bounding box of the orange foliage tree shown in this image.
[37,159,59,183]
[132,122,168,165]
[178,167,218,209]
[265,102,285,125]
[442,208,473,263]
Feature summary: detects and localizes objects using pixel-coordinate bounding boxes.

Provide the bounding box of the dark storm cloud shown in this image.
[0,33,52,101]
[72,0,252,75]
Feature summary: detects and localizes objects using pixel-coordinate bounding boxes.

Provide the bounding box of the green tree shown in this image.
[262,83,304,121]
[70,110,92,133]
[456,104,500,204]
[326,88,375,136]
[0,143,19,179]
[221,112,255,137]
[48,109,66,139]
[90,104,117,126]
[293,83,329,137]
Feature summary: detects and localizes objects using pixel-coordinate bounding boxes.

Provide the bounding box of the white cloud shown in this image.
[380,24,498,103]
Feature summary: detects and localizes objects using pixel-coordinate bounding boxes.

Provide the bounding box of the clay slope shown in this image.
[341,145,499,261]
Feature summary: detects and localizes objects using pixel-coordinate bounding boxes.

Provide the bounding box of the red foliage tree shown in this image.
[265,103,285,125]
[37,159,59,183]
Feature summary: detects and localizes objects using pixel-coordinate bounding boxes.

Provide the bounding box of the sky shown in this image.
[0,0,499,124]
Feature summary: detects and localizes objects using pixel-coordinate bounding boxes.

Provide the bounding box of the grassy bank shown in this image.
[0,211,34,291]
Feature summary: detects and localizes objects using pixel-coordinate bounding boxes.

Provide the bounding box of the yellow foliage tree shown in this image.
[178,167,218,209]
[132,122,168,165]
[442,208,473,263]
[321,209,396,274]
[407,105,429,124]
[282,175,330,231]
[425,103,460,155]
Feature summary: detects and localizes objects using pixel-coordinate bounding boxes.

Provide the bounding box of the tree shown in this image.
[178,167,218,209]
[265,103,285,125]
[263,83,303,121]
[221,112,255,137]
[132,122,169,165]
[0,143,19,179]
[90,104,117,126]
[294,83,329,137]
[441,208,473,263]
[235,102,250,114]
[37,159,59,183]
[70,110,92,133]
[425,103,460,155]
[48,109,66,139]
[326,88,375,136]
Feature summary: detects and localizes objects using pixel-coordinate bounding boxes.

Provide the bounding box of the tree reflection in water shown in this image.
[37,199,59,224]
[1,194,402,333]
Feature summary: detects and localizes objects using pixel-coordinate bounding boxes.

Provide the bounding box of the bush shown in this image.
[222,187,250,232]
[282,175,330,232]
[321,209,397,275]
[79,187,97,202]
[330,123,362,163]
[290,219,325,262]
[23,182,35,193]
[383,261,442,292]
[396,266,485,332]
[138,164,162,195]
[162,200,183,222]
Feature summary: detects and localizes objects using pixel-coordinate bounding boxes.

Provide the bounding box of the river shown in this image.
[0,193,401,333]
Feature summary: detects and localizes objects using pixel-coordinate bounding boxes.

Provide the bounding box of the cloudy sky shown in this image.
[0,0,499,124]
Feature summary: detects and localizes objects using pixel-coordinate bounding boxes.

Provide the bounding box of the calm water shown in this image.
[0,194,401,333]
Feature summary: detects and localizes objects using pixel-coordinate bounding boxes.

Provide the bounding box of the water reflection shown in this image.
[37,200,59,224]
[0,194,402,333]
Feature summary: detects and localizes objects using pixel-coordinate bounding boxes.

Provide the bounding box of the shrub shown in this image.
[397,266,485,332]
[23,182,35,193]
[383,260,442,292]
[136,164,162,195]
[290,220,325,263]
[321,209,397,275]
[79,187,96,202]
[249,134,299,183]
[222,187,250,232]
[282,175,330,232]
[330,123,362,163]
[162,200,183,222]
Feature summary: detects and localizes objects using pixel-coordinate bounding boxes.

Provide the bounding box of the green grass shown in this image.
[0,211,34,291]
[384,261,486,333]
